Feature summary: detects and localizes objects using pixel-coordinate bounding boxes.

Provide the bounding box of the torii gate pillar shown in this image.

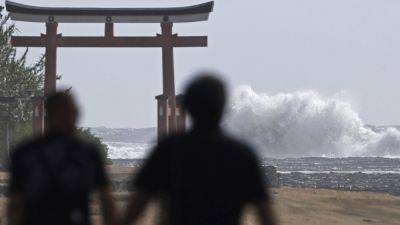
[45,22,58,96]
[161,21,178,136]
[156,93,186,140]
[31,97,44,136]
[31,22,58,135]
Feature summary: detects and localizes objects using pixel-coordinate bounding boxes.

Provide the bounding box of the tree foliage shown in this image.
[0,16,45,122]
[76,128,112,165]
[0,15,45,163]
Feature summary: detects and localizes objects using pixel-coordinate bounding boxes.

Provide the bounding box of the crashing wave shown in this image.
[224,86,400,158]
[106,142,152,159]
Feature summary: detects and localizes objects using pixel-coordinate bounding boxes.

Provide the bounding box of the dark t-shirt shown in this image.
[10,133,108,225]
[134,129,268,225]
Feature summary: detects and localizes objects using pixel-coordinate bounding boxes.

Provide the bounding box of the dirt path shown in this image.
[1,167,399,225]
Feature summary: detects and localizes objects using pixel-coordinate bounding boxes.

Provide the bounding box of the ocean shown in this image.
[106,141,400,174]
[96,87,400,173]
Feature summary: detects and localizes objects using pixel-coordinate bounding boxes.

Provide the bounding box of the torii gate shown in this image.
[5,0,213,139]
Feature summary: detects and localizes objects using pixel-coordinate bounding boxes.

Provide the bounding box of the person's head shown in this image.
[45,92,79,133]
[183,74,226,129]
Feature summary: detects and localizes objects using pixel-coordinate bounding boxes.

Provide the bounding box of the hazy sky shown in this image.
[2,0,400,128]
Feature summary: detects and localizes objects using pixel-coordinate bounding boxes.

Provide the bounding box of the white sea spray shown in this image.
[225,86,400,158]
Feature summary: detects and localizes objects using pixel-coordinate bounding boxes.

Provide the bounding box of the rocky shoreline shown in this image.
[262,166,400,196]
[277,171,400,196]
[0,160,398,196]
[107,166,400,196]
[110,158,400,196]
[108,169,400,196]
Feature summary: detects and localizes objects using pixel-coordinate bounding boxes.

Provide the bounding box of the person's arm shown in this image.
[122,140,172,225]
[243,148,278,225]
[254,200,278,225]
[98,187,116,225]
[7,192,24,225]
[120,191,152,225]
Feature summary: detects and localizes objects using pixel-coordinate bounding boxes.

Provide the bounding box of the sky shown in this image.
[2,0,400,128]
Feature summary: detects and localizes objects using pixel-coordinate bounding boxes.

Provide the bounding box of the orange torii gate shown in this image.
[5,0,213,139]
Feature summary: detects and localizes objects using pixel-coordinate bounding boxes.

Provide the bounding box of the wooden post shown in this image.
[161,21,177,134]
[105,23,114,38]
[45,22,58,96]
[176,94,186,132]
[5,120,10,160]
[43,22,58,134]
[1,115,9,166]
[32,98,44,136]
[156,95,169,140]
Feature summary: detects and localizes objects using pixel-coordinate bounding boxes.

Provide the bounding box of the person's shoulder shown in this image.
[71,135,100,153]
[221,134,252,150]
[221,134,261,161]
[68,136,107,164]
[157,132,188,146]
[150,133,191,157]
[11,136,47,159]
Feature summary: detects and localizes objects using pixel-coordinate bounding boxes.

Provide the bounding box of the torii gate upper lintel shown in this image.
[5,0,213,139]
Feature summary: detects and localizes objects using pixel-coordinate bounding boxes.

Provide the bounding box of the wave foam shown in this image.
[106,142,152,159]
[225,86,400,158]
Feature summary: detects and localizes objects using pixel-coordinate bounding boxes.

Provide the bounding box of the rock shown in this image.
[262,166,280,188]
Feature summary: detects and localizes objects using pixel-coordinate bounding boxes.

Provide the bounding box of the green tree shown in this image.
[76,128,112,165]
[0,15,45,164]
[0,15,112,165]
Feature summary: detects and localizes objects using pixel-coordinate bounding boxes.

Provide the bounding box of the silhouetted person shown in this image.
[8,92,115,225]
[122,75,277,225]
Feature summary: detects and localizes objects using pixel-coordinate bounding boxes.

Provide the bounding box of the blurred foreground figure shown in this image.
[122,75,277,225]
[8,92,115,225]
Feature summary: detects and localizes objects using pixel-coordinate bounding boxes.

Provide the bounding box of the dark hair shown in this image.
[183,75,226,128]
[45,92,76,121]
